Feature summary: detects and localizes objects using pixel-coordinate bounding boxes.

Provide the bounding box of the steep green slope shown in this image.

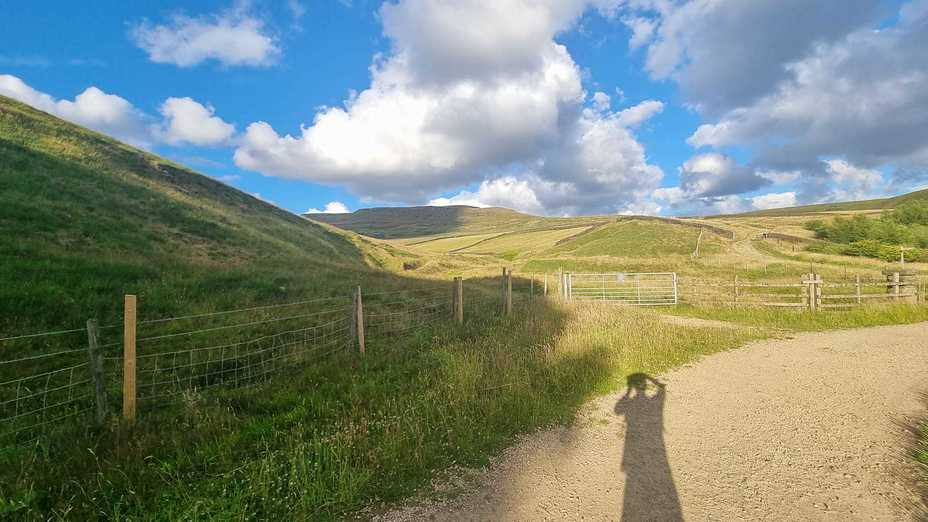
[547,220,722,258]
[0,95,413,332]
[308,205,612,239]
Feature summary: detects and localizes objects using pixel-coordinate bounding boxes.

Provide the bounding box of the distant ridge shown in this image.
[727,188,928,217]
[307,205,612,239]
[310,186,928,239]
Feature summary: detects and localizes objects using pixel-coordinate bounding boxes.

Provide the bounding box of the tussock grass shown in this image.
[914,410,928,519]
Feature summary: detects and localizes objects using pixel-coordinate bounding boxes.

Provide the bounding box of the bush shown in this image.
[846,239,884,258]
[885,200,928,226]
[800,203,928,261]
[877,243,902,262]
[804,220,829,238]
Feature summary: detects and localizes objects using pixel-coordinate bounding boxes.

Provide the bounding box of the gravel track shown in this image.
[379,322,928,521]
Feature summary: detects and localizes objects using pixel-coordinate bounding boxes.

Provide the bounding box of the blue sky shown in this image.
[2,1,926,216]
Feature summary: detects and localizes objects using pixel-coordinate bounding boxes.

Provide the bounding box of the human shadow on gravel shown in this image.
[614,373,682,521]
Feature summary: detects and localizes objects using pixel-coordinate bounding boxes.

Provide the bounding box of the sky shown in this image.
[1,0,926,217]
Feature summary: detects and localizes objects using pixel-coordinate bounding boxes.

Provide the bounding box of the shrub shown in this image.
[885,200,928,225]
[800,203,928,261]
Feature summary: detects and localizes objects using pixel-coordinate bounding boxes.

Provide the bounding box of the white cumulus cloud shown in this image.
[233,0,664,215]
[158,97,235,146]
[428,177,545,215]
[615,99,664,128]
[751,192,797,210]
[130,3,279,68]
[306,201,351,214]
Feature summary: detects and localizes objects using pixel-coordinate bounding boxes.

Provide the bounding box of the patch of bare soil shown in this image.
[377,323,928,521]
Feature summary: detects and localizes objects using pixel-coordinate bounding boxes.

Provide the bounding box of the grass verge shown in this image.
[1,300,760,520]
[662,303,928,331]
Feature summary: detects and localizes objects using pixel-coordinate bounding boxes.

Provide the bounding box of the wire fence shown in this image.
[4,269,922,448]
[0,277,516,448]
[0,327,118,445]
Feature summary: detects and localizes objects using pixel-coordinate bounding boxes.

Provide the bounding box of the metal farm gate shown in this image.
[566,272,678,306]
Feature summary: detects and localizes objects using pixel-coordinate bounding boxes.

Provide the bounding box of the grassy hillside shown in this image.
[308,205,612,240]
[0,98,768,520]
[393,217,733,278]
[0,94,421,333]
[730,188,928,217]
[548,220,720,258]
[3,94,927,521]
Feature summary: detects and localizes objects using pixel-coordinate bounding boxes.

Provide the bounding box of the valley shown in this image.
[2,93,927,520]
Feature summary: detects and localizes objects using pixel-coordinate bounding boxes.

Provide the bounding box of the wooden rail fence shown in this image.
[679,271,920,311]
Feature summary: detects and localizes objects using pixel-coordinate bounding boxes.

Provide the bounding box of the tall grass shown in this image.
[665,303,928,331]
[0,300,759,520]
[913,409,928,519]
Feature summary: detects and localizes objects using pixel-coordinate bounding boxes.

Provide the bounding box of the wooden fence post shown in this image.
[804,274,817,313]
[505,269,513,315]
[815,274,822,310]
[86,319,107,427]
[122,294,137,424]
[530,274,535,298]
[892,272,901,301]
[802,274,809,310]
[855,274,861,305]
[351,286,365,354]
[452,276,464,324]
[733,275,739,305]
[544,273,548,296]
[802,273,816,312]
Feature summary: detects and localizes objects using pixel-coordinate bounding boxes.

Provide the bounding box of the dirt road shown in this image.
[379,322,928,521]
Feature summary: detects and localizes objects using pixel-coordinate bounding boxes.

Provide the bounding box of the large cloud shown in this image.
[625,0,884,115]
[429,177,545,215]
[688,6,928,157]
[379,0,588,84]
[652,152,769,215]
[685,1,926,200]
[234,0,664,214]
[622,0,928,208]
[675,153,768,198]
[130,3,279,68]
